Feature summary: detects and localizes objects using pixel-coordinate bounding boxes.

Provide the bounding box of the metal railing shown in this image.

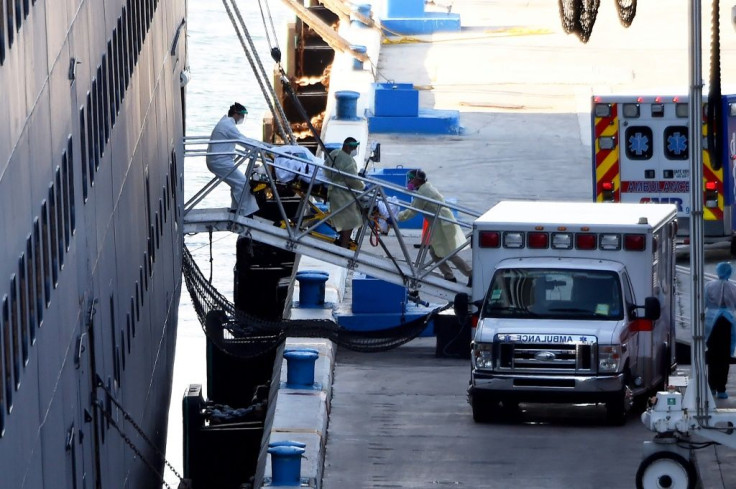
[182,136,482,300]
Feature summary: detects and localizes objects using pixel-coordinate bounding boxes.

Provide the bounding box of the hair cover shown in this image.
[717,261,733,280]
[229,102,247,116]
[408,169,426,182]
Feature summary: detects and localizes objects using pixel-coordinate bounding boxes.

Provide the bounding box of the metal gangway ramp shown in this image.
[182,136,480,301]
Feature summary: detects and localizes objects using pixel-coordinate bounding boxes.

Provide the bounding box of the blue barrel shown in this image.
[284,349,319,387]
[268,445,305,486]
[335,90,360,120]
[296,271,329,307]
[351,45,367,70]
[351,3,372,27]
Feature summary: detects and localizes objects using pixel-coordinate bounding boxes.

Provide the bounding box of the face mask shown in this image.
[350,149,358,157]
[407,182,417,191]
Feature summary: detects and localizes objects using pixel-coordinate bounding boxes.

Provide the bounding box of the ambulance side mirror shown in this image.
[643,297,661,320]
[630,297,660,320]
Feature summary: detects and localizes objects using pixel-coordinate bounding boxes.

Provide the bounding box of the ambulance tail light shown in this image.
[601,181,615,202]
[704,181,718,208]
[527,232,548,249]
[624,234,646,251]
[598,136,616,150]
[599,234,621,250]
[503,232,524,248]
[551,233,573,249]
[478,231,500,248]
[576,233,596,250]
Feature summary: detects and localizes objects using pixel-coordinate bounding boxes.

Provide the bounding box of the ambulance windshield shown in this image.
[480,268,623,320]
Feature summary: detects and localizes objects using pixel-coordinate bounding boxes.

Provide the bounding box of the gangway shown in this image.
[182,136,479,302]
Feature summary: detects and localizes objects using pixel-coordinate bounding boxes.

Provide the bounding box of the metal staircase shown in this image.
[182,136,480,301]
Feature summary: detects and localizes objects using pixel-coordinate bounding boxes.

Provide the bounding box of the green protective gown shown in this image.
[397,181,466,257]
[326,149,365,231]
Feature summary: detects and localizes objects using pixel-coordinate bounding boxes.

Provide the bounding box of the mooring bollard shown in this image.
[295,270,329,307]
[351,3,372,27]
[267,444,305,486]
[283,349,319,388]
[351,45,367,70]
[334,90,360,120]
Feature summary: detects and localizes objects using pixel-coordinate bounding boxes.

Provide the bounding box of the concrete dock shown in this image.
[258,1,736,488]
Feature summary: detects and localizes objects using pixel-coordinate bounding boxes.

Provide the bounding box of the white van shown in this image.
[467,201,678,424]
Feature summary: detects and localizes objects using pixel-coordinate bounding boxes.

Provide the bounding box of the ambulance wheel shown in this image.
[635,451,697,489]
[606,384,633,425]
[471,393,497,423]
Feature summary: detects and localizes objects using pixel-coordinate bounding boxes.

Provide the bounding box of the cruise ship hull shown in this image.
[0,1,187,487]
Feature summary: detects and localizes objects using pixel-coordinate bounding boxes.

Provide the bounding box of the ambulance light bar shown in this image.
[599,136,616,150]
[478,231,647,251]
[623,104,640,118]
[676,103,688,118]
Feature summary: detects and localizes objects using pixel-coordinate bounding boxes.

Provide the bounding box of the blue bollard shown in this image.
[268,445,305,486]
[284,349,319,387]
[351,3,372,27]
[295,271,329,307]
[351,45,367,70]
[334,90,360,120]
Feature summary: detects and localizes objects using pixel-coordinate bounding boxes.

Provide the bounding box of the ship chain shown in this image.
[96,379,188,488]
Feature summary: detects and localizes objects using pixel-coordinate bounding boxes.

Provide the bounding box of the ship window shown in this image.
[25,236,36,342]
[132,0,140,62]
[40,202,51,306]
[9,275,19,388]
[125,5,134,73]
[158,199,163,238]
[109,36,119,116]
[128,300,136,337]
[48,186,59,287]
[120,330,125,371]
[85,93,96,184]
[100,57,110,143]
[106,43,116,128]
[54,168,65,266]
[0,0,5,65]
[114,22,124,103]
[13,0,19,31]
[2,294,13,413]
[163,182,169,222]
[80,107,89,200]
[90,82,100,171]
[6,0,14,48]
[155,212,161,248]
[64,136,75,242]
[126,313,132,351]
[17,256,28,365]
[110,297,120,385]
[96,66,105,156]
[32,219,43,324]
[22,0,27,18]
[134,284,140,322]
[120,11,130,89]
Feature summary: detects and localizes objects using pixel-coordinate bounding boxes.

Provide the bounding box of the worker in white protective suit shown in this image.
[206,102,262,217]
[396,169,471,285]
[704,261,736,399]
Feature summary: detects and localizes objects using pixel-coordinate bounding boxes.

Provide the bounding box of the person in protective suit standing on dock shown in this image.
[396,169,472,285]
[206,102,262,218]
[704,261,736,399]
[326,137,365,248]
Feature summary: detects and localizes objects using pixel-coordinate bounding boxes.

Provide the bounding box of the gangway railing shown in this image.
[182,136,481,301]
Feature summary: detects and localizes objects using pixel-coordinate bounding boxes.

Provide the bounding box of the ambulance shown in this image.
[591,93,736,251]
[466,201,677,424]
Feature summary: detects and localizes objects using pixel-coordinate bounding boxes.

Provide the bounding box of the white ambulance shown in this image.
[467,201,677,424]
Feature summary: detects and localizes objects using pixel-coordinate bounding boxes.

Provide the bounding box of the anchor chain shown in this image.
[96,379,187,488]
